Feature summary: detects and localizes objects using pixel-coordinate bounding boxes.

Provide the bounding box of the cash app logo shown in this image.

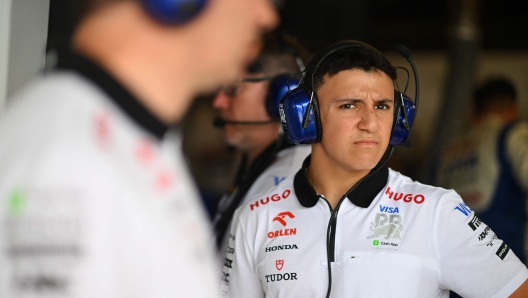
[8,189,27,215]
[373,240,379,246]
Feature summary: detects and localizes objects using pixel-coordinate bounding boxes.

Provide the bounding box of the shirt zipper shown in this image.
[322,196,347,262]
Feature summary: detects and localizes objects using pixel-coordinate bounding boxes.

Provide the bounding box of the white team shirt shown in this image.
[0,67,218,297]
[215,145,310,267]
[222,159,528,298]
[438,115,528,212]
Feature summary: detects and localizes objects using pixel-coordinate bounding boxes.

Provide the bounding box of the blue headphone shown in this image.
[266,74,301,120]
[278,40,420,146]
[141,0,208,25]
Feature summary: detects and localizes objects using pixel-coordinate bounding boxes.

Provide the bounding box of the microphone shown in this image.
[396,43,420,112]
[213,117,277,127]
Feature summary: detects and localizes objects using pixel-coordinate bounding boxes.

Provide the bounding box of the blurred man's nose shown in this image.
[254,0,279,32]
[212,91,230,110]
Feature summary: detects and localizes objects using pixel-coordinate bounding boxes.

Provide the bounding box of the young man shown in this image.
[438,78,528,263]
[212,34,310,264]
[0,0,276,297]
[221,41,528,297]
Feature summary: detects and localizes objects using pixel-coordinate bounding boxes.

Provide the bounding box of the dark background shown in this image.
[47,0,528,53]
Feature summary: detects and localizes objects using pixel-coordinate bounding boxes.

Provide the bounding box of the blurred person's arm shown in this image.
[221,208,264,298]
[506,121,528,192]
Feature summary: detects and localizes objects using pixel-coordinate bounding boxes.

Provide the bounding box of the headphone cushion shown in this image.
[389,93,416,146]
[279,86,319,144]
[266,74,300,120]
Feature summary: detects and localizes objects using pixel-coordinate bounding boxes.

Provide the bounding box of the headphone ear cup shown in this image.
[279,86,319,144]
[266,74,300,120]
[389,93,416,146]
[141,0,207,25]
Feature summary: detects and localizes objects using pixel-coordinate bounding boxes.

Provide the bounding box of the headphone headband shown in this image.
[304,40,384,76]
[279,40,419,146]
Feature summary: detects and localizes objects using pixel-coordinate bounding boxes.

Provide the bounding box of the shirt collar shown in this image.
[293,155,389,208]
[58,51,168,140]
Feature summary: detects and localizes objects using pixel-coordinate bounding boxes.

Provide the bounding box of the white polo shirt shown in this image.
[0,55,218,297]
[214,145,310,265]
[222,157,528,298]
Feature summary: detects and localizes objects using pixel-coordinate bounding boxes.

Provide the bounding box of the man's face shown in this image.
[212,75,279,152]
[192,0,278,88]
[314,69,394,173]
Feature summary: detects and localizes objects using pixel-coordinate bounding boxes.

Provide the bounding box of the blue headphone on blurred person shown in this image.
[213,74,301,127]
[278,40,420,147]
[141,0,208,25]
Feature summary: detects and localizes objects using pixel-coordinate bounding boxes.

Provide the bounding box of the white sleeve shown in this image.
[506,121,528,192]
[435,191,528,297]
[221,208,264,298]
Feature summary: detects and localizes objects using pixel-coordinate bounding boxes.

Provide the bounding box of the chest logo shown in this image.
[454,202,473,216]
[368,213,403,240]
[250,189,291,211]
[276,259,284,271]
[385,186,425,204]
[273,211,295,226]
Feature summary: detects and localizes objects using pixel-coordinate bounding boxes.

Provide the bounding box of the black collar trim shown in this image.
[58,52,168,140]
[293,155,389,208]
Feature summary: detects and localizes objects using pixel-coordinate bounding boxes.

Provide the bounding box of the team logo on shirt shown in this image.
[250,189,291,211]
[265,244,299,253]
[273,211,295,226]
[276,259,284,271]
[268,211,297,239]
[264,259,298,283]
[368,213,403,250]
[496,242,510,260]
[453,202,473,216]
[384,186,425,204]
[468,214,482,231]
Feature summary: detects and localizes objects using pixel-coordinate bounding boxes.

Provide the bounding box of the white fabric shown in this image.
[216,145,310,267]
[0,72,218,297]
[222,169,528,298]
[437,115,528,212]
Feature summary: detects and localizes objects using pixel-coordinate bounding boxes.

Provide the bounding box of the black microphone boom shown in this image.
[396,44,420,112]
[213,117,277,127]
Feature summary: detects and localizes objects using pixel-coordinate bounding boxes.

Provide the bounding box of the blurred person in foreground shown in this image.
[438,78,528,263]
[222,41,528,297]
[0,0,277,296]
[212,33,311,265]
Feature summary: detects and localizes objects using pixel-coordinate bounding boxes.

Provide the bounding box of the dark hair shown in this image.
[246,33,305,76]
[312,45,397,91]
[474,78,517,114]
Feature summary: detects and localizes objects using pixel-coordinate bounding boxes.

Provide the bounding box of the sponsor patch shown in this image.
[478,226,491,241]
[496,242,510,260]
[224,258,233,268]
[454,202,473,216]
[273,211,295,226]
[268,229,297,239]
[276,259,284,271]
[379,204,399,213]
[384,187,425,204]
[265,273,298,282]
[265,244,299,253]
[274,176,286,186]
[222,272,229,283]
[368,213,403,251]
[250,190,291,211]
[468,214,482,231]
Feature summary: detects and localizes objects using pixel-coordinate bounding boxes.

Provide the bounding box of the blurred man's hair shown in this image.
[246,33,307,77]
[73,0,128,22]
[474,78,517,115]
